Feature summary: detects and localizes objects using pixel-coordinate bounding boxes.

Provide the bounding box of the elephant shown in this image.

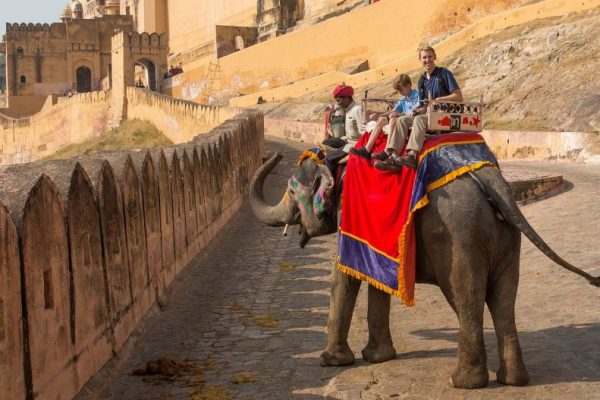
[249,151,600,389]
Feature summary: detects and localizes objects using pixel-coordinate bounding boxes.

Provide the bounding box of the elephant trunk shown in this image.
[250,151,299,227]
[473,168,600,287]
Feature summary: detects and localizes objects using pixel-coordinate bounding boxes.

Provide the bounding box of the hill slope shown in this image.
[43,119,173,161]
[259,8,600,133]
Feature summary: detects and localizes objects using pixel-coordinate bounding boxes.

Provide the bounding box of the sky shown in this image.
[0,0,64,37]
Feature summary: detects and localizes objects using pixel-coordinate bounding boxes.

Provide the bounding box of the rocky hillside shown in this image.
[259,7,600,133]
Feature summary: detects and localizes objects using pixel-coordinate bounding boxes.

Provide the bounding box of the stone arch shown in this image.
[169,151,188,272]
[140,151,164,299]
[199,146,216,224]
[181,149,199,255]
[155,150,175,287]
[66,163,111,385]
[21,174,77,399]
[76,65,92,93]
[97,160,134,350]
[192,147,208,238]
[0,201,25,400]
[209,144,222,219]
[135,58,158,91]
[122,156,151,323]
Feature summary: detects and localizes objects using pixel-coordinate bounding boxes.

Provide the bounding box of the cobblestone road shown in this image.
[84,138,600,400]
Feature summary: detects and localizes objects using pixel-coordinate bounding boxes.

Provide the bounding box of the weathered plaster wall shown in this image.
[0,108,264,400]
[166,0,256,62]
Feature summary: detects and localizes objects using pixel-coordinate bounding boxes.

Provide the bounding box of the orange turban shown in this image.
[333,85,354,97]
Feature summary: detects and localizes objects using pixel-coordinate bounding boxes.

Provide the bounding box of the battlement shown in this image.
[113,31,168,49]
[0,107,264,399]
[4,22,67,39]
[6,22,53,32]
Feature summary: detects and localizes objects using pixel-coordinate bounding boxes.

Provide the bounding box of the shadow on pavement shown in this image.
[411,323,600,386]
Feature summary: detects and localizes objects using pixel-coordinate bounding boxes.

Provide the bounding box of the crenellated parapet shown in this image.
[4,22,65,39]
[112,30,168,51]
[5,22,53,32]
[0,108,264,400]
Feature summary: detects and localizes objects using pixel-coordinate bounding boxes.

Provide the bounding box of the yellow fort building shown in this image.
[0,0,368,117]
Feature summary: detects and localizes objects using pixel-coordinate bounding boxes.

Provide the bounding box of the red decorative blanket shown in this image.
[338,132,498,305]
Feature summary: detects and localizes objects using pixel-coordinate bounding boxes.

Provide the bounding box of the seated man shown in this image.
[323,84,365,152]
[349,73,420,160]
[375,45,463,172]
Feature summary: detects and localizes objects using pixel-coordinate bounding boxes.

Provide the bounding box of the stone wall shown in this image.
[264,117,600,162]
[0,109,264,400]
[0,91,111,164]
[0,87,245,165]
[125,88,244,143]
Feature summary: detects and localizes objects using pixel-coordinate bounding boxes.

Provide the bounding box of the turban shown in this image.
[333,84,354,97]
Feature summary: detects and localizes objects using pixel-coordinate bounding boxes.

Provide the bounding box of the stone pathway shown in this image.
[82,139,600,400]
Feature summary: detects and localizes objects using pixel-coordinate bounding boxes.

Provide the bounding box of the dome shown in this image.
[61,4,73,20]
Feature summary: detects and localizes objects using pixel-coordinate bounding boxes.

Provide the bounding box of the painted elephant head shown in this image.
[250,152,337,248]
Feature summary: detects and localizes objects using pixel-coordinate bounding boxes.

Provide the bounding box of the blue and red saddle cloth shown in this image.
[338,132,498,306]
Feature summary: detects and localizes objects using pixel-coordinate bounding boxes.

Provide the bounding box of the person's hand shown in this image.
[368,112,379,121]
[389,111,400,119]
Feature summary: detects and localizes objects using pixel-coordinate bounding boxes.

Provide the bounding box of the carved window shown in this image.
[20,75,26,84]
[16,47,24,56]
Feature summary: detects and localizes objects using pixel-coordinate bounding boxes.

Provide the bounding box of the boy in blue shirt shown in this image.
[375,45,463,172]
[350,74,420,160]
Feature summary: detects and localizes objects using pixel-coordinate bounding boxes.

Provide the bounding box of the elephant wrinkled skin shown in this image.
[250,151,599,389]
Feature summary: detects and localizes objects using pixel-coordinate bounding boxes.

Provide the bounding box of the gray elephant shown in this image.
[250,151,599,389]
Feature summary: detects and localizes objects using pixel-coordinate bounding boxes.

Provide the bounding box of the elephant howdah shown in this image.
[250,143,600,389]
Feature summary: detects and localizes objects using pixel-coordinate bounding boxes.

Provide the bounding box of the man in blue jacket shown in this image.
[376,45,463,172]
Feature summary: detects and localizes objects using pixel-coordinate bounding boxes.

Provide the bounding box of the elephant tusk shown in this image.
[283,224,289,236]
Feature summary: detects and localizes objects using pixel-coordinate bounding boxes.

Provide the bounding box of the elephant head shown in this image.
[250,152,337,248]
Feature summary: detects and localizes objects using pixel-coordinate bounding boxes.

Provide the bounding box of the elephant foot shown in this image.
[320,345,355,366]
[496,365,529,386]
[450,365,489,389]
[361,342,397,363]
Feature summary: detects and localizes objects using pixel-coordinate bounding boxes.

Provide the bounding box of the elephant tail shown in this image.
[470,169,600,287]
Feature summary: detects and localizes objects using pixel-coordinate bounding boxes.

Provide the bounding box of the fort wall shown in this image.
[125,88,243,143]
[0,91,111,164]
[0,108,264,400]
[0,86,243,165]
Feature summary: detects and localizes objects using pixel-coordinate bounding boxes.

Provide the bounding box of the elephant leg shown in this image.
[362,285,396,363]
[437,255,489,388]
[320,267,361,366]
[486,257,529,386]
[451,295,489,388]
